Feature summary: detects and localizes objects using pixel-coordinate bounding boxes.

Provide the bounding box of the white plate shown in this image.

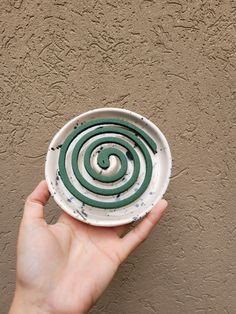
[45,108,172,226]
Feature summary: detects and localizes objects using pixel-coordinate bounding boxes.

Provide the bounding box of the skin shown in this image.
[10,180,168,314]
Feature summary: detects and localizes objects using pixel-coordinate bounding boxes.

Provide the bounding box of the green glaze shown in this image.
[85,144,128,183]
[58,118,157,209]
[72,132,140,195]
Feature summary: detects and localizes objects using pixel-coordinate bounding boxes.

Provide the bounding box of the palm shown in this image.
[15,181,167,314]
[48,216,127,313]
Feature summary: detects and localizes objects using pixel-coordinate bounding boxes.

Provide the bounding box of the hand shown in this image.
[10,180,167,314]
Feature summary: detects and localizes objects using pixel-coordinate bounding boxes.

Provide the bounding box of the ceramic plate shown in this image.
[45,108,172,226]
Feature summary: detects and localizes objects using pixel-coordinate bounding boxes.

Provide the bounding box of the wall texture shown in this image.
[0,1,236,313]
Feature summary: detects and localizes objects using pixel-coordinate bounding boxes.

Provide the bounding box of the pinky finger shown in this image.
[119,199,168,261]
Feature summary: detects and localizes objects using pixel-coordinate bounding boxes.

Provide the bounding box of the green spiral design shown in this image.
[58,118,157,209]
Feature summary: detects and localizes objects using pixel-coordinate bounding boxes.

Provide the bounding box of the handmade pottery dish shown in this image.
[45,108,172,226]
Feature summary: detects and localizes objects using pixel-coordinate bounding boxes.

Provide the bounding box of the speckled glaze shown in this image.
[45,108,172,226]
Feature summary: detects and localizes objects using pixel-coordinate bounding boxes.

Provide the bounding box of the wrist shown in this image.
[10,289,51,314]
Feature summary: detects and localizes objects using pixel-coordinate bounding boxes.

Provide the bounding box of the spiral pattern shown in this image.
[58,118,157,209]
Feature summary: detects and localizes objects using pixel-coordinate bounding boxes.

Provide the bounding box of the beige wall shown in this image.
[1,1,236,313]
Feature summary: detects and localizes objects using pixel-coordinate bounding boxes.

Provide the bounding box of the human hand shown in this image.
[10,180,167,314]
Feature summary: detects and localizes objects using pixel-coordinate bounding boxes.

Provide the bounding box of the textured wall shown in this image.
[0,0,236,313]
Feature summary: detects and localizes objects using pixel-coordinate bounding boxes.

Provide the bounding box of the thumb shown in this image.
[23,180,50,222]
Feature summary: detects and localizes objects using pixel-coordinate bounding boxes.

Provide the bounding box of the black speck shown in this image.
[141,117,144,120]
[134,143,137,148]
[97,126,103,129]
[126,151,133,160]
[122,177,125,181]
[81,209,88,217]
[76,209,87,220]
[116,193,120,198]
[74,126,77,129]
[56,175,59,185]
[100,146,103,150]
[51,147,55,151]
[56,144,62,149]
[67,198,72,203]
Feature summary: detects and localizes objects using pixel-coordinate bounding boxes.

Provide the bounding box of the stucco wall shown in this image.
[0,1,236,313]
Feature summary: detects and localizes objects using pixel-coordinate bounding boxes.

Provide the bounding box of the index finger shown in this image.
[23,180,50,222]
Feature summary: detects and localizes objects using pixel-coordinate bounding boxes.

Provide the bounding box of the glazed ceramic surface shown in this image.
[45,108,172,226]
